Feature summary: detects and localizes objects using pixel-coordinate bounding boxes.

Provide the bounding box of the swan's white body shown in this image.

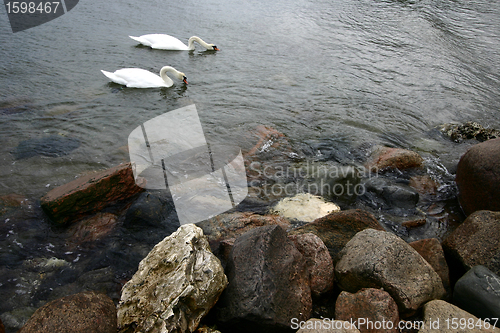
[129,34,219,51]
[101,66,187,88]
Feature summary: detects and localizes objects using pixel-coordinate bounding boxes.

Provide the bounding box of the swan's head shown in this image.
[209,44,220,51]
[176,71,188,84]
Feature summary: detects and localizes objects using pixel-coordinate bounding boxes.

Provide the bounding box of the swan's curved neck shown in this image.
[159,66,175,87]
[188,36,211,50]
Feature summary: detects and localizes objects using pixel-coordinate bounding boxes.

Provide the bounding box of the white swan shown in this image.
[101,66,187,88]
[129,34,219,51]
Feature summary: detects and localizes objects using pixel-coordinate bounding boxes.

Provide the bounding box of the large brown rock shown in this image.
[41,163,143,224]
[288,209,383,263]
[335,229,445,316]
[288,233,334,296]
[456,138,500,215]
[216,225,311,333]
[335,288,399,333]
[409,238,451,298]
[442,210,500,276]
[18,291,117,333]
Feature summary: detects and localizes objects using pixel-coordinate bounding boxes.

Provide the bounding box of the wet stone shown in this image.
[12,135,80,159]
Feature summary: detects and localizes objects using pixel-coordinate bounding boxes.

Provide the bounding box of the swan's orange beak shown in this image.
[213,46,220,51]
[183,77,188,85]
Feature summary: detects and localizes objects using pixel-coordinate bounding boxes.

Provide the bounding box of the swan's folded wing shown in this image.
[129,35,153,47]
[101,70,129,86]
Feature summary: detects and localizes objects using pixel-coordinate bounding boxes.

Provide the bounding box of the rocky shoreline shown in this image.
[2,124,500,332]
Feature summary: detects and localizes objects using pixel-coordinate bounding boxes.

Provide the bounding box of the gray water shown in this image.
[0,0,499,330]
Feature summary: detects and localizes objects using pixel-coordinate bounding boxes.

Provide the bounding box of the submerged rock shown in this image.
[41,163,143,225]
[366,146,424,172]
[12,135,80,159]
[117,224,227,333]
[335,229,445,316]
[456,138,500,215]
[18,291,117,333]
[216,225,311,333]
[272,193,340,222]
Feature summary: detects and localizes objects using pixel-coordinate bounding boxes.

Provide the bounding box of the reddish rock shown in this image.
[66,212,118,248]
[216,225,311,333]
[366,146,424,172]
[442,210,500,276]
[409,238,451,299]
[401,218,426,229]
[197,212,291,250]
[0,318,4,333]
[288,233,334,296]
[18,291,117,333]
[40,163,143,225]
[335,288,399,333]
[288,209,383,264]
[456,138,500,215]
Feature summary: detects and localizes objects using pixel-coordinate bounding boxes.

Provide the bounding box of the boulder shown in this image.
[216,225,311,333]
[409,238,451,298]
[442,210,500,276]
[456,138,500,215]
[335,288,399,333]
[453,265,500,322]
[288,209,383,264]
[18,291,116,333]
[197,212,291,250]
[288,233,334,296]
[419,300,500,333]
[41,163,144,225]
[295,319,360,333]
[117,224,227,333]
[335,229,445,316]
[366,146,424,172]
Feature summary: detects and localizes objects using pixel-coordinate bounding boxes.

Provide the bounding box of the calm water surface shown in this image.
[0,0,499,330]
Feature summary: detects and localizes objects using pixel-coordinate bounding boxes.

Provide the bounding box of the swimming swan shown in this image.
[101,66,187,88]
[129,34,219,51]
